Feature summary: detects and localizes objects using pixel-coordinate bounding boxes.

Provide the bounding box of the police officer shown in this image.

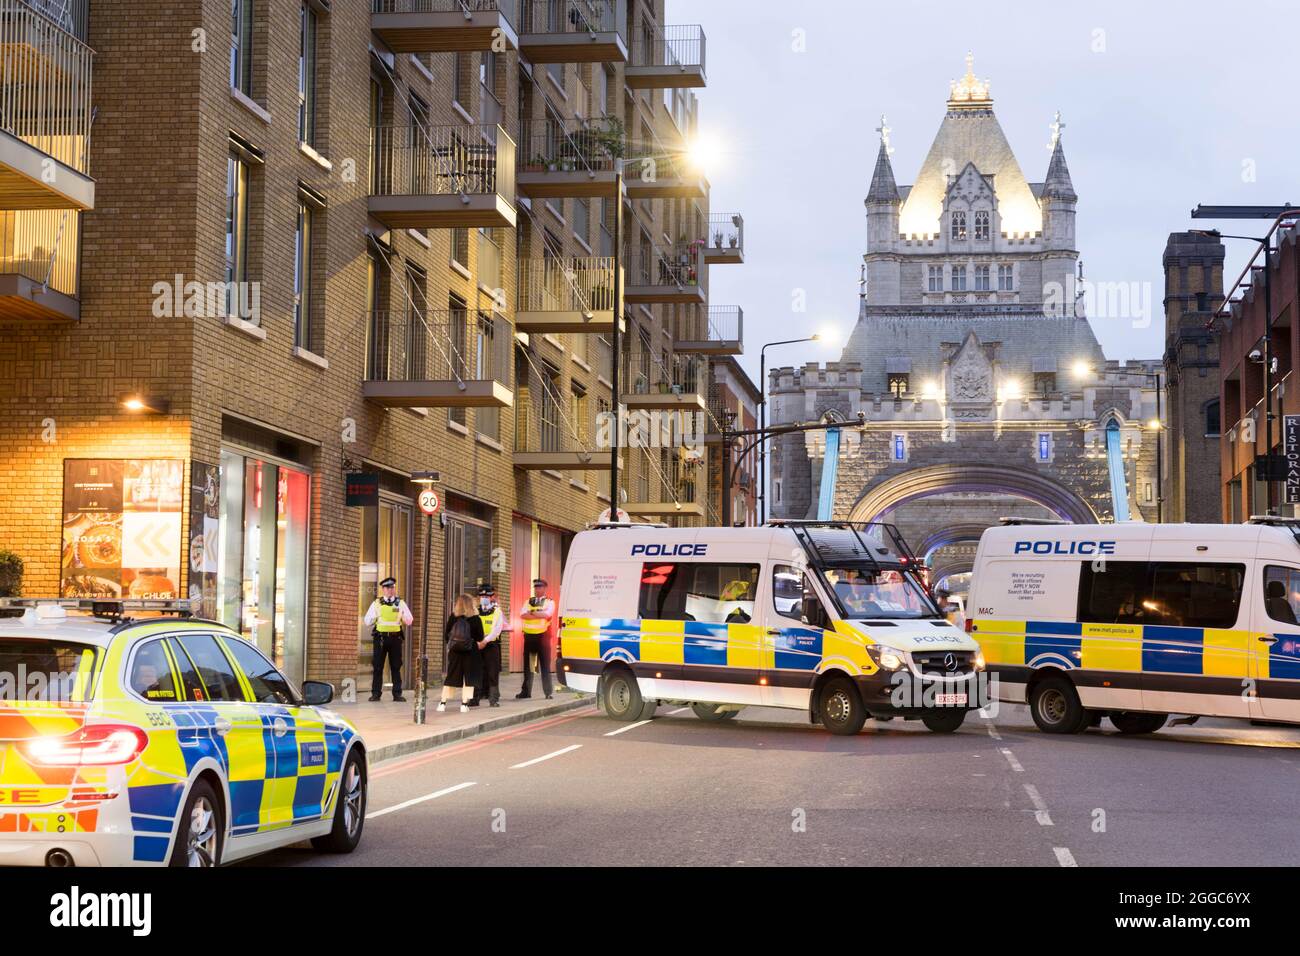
[474,583,503,707]
[517,577,555,699]
[363,576,413,702]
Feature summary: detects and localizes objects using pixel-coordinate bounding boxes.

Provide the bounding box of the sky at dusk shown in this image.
[669,0,1297,388]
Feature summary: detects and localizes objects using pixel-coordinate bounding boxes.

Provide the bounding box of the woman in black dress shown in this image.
[439,592,485,713]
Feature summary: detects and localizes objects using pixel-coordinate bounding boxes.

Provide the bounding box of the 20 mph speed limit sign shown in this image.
[417,489,441,516]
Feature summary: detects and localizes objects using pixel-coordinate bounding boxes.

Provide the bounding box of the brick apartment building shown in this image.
[705,354,758,526]
[1219,214,1299,520]
[0,0,747,689]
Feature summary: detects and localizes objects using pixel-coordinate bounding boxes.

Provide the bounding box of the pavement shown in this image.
[329,672,593,764]
[252,700,1300,867]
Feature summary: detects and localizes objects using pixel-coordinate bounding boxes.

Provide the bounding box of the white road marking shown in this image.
[367,781,476,819]
[667,707,689,715]
[510,744,582,769]
[1023,783,1053,826]
[1000,748,1024,772]
[1054,847,1078,867]
[986,723,1002,740]
[604,719,652,737]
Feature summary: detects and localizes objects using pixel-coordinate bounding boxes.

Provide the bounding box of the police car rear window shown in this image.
[129,639,178,702]
[0,638,98,702]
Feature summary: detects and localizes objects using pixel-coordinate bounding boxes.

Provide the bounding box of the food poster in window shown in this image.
[189,461,221,618]
[61,459,183,600]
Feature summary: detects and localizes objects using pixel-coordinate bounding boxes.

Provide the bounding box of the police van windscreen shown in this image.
[822,567,939,620]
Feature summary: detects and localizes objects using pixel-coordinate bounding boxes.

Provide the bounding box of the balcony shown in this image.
[363,309,513,408]
[627,23,705,89]
[369,123,516,229]
[0,1,94,211]
[516,0,627,64]
[0,207,79,320]
[517,117,622,199]
[702,213,744,265]
[370,0,520,54]
[513,355,616,471]
[621,347,706,412]
[625,242,704,304]
[516,255,620,333]
[622,147,706,200]
[625,450,705,519]
[675,305,743,355]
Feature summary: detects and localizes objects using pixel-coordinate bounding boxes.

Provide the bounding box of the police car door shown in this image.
[1254,563,1300,723]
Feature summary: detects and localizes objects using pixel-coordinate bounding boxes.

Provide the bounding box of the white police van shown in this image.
[968,516,1300,734]
[557,521,986,735]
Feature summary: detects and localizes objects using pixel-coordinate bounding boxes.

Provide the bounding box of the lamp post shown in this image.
[411,470,440,725]
[1190,228,1278,514]
[760,335,819,523]
[609,164,624,513]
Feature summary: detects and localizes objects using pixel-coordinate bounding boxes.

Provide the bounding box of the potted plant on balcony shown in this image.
[523,155,547,173]
[728,234,739,249]
[593,116,626,162]
[713,229,724,249]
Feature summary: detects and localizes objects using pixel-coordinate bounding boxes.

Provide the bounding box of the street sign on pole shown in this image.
[1284,415,1300,504]
[417,488,440,516]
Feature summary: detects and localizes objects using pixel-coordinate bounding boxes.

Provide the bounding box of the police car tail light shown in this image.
[20,724,148,767]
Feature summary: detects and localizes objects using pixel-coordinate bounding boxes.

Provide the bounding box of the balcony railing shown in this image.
[364,308,513,408]
[620,342,706,410]
[369,1,521,53]
[702,213,744,263]
[476,228,502,295]
[0,1,94,211]
[517,0,618,37]
[518,117,623,175]
[513,350,614,470]
[628,22,705,88]
[14,0,87,42]
[0,207,76,293]
[369,123,516,228]
[676,305,743,354]
[516,255,618,332]
[625,241,703,303]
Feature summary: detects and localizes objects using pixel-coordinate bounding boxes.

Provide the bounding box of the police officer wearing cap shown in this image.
[517,577,555,699]
[363,576,413,702]
[474,583,503,707]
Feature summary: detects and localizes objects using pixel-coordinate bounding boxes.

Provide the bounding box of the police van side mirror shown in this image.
[802,596,828,629]
[302,681,334,706]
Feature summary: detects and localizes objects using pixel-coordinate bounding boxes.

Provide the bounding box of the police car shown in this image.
[0,599,367,866]
[969,517,1300,734]
[558,521,985,735]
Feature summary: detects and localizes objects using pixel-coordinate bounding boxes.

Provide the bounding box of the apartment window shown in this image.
[539,364,560,452]
[927,265,942,292]
[887,374,909,398]
[476,313,500,440]
[573,198,589,245]
[997,264,1014,291]
[569,382,588,446]
[225,149,250,319]
[950,210,967,241]
[974,210,990,241]
[292,195,313,349]
[451,228,469,269]
[547,61,565,92]
[449,293,468,426]
[596,66,610,116]
[974,265,990,291]
[298,3,317,146]
[452,52,465,107]
[950,265,966,291]
[230,0,254,94]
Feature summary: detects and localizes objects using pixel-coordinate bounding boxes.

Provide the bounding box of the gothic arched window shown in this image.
[950,210,967,241]
[974,210,990,241]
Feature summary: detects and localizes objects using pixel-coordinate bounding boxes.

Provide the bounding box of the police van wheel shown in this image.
[602,668,645,721]
[819,677,867,736]
[1029,676,1088,734]
[1109,712,1167,735]
[691,702,740,722]
[169,779,223,867]
[921,710,967,734]
[312,750,367,853]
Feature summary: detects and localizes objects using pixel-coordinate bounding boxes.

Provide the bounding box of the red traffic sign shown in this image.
[417,489,441,516]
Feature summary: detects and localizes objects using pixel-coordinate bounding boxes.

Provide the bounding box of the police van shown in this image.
[557,521,985,735]
[968,517,1300,734]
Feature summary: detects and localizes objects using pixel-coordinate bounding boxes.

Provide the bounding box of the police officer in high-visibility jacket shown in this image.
[363,576,413,702]
[474,583,503,707]
[516,577,555,699]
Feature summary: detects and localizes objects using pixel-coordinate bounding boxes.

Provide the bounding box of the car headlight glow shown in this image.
[973,650,986,671]
[870,644,907,671]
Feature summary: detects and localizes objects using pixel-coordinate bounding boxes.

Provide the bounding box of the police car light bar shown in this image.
[0,597,200,620]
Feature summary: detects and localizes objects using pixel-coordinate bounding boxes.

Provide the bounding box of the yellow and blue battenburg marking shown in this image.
[976,618,1259,679]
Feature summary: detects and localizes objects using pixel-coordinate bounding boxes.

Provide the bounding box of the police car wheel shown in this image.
[169,779,223,868]
[1109,712,1167,735]
[691,702,740,722]
[1029,677,1088,734]
[602,669,644,721]
[312,750,367,853]
[819,677,867,736]
[921,710,967,734]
